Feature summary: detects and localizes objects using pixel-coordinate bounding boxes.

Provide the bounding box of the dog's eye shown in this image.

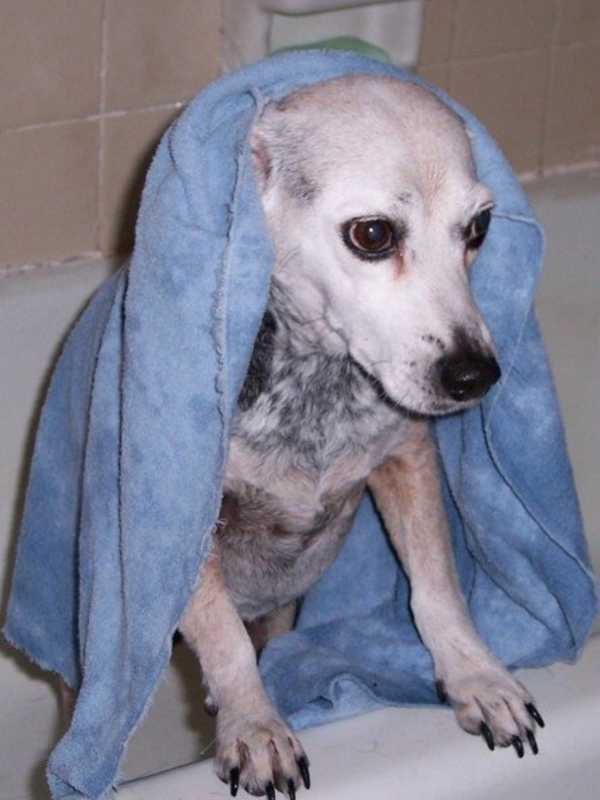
[465,208,492,250]
[343,218,396,259]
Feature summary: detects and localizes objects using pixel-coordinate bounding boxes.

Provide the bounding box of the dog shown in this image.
[58,75,544,800]
[175,76,545,798]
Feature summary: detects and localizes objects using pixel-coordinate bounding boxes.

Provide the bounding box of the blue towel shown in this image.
[3,51,598,800]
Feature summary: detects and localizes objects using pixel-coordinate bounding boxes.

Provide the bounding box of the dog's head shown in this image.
[251,75,500,416]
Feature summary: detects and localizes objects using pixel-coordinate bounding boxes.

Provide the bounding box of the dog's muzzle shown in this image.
[438,352,501,402]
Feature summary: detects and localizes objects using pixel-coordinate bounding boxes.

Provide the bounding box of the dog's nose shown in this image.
[439,353,501,402]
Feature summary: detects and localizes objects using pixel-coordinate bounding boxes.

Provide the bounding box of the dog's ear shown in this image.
[251,128,273,193]
[250,103,279,193]
[250,100,316,203]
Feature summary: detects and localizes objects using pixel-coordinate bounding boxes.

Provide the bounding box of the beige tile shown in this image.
[419,0,457,65]
[0,122,99,267]
[0,1,102,130]
[450,50,548,173]
[556,0,600,45]
[544,43,600,169]
[99,107,183,255]
[416,63,451,92]
[452,0,554,59]
[105,0,221,112]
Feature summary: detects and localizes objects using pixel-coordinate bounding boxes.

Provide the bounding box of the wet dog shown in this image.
[178,76,544,798]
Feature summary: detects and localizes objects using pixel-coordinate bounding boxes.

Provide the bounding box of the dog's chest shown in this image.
[228,341,407,505]
[218,340,408,618]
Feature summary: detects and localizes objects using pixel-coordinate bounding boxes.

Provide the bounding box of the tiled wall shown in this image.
[417,0,600,175]
[0,0,221,269]
[1,0,599,269]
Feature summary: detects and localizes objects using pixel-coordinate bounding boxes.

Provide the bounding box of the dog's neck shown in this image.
[238,278,355,413]
[268,278,347,355]
[235,280,406,473]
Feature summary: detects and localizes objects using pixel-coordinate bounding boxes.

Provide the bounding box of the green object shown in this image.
[273,36,391,64]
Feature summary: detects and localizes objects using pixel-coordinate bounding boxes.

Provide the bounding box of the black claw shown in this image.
[298,756,311,790]
[265,781,276,800]
[435,680,448,704]
[288,778,296,800]
[526,728,539,755]
[512,736,524,758]
[480,722,495,751]
[229,767,240,797]
[526,703,545,728]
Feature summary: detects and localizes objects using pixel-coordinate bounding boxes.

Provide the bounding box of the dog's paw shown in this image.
[437,667,544,756]
[215,711,310,797]
[203,689,219,717]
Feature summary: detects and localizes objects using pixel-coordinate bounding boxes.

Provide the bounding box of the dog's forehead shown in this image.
[276,76,469,150]
[269,75,477,210]
[328,154,485,221]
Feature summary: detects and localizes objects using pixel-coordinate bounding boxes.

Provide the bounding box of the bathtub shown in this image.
[1,170,599,799]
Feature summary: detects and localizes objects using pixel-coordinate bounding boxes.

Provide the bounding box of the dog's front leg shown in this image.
[368,420,543,755]
[179,550,309,797]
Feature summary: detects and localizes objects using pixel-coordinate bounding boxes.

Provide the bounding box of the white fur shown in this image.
[255,77,496,415]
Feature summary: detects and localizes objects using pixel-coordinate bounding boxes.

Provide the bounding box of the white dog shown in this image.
[174,76,541,797]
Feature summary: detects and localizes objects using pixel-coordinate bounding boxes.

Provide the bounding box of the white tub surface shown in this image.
[120,634,600,800]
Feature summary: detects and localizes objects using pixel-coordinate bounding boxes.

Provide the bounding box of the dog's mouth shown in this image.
[351,358,444,419]
[386,386,490,419]
[355,353,500,418]
[416,395,482,416]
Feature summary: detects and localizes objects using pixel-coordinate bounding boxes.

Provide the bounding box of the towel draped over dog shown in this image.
[3,52,598,800]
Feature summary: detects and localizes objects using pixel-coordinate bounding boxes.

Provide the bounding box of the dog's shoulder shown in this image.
[238,309,278,413]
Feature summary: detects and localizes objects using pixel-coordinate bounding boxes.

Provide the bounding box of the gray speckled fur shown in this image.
[237,282,398,467]
[221,279,409,619]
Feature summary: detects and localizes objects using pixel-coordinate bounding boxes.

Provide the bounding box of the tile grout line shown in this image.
[0,252,106,280]
[552,0,562,48]
[2,102,188,136]
[446,0,459,91]
[445,43,566,66]
[537,158,600,180]
[423,38,600,71]
[95,0,109,253]
[538,0,562,177]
